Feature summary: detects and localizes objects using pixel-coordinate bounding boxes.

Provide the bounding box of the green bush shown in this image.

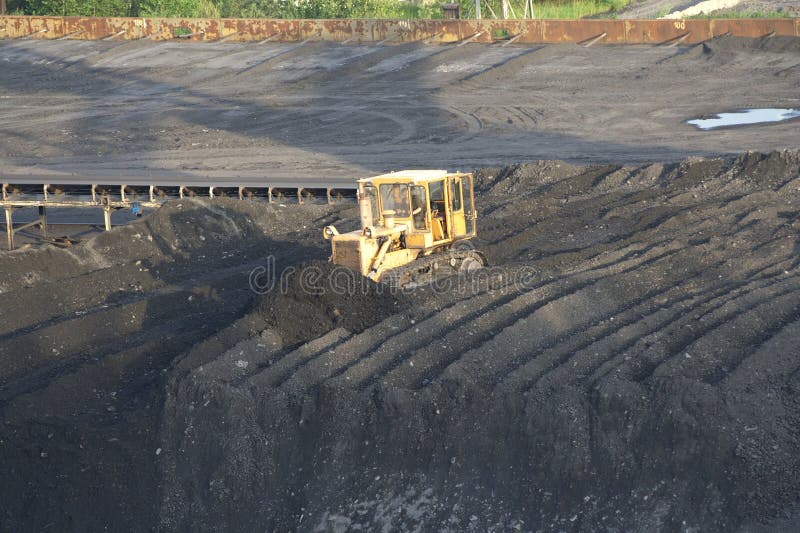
[19,0,130,16]
[456,0,629,19]
[6,0,633,19]
[139,0,219,18]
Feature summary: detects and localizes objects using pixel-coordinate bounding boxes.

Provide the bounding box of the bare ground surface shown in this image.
[617,0,799,18]
[0,36,799,184]
[2,149,800,531]
[707,0,800,16]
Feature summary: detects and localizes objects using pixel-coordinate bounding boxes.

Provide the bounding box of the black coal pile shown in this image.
[3,152,800,531]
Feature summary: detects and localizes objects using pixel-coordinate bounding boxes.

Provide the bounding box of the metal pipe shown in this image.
[258,33,283,44]
[457,31,483,47]
[39,205,47,238]
[502,33,524,47]
[5,207,13,250]
[58,29,84,41]
[102,30,126,41]
[219,31,239,43]
[583,32,607,48]
[665,32,692,48]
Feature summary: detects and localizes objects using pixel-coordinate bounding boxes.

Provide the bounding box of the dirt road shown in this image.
[0,36,798,183]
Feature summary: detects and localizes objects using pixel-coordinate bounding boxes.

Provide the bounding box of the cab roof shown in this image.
[358,170,466,184]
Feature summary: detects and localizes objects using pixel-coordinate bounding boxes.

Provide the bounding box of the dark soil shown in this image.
[259,260,409,347]
[3,150,800,531]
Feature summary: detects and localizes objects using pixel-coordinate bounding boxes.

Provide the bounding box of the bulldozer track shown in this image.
[381,249,488,288]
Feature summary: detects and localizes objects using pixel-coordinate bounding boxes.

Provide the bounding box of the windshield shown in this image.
[363,185,380,225]
[379,184,410,217]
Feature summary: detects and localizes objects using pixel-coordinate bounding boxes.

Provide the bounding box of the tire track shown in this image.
[393,243,678,390]
[515,255,798,395]
[603,270,800,385]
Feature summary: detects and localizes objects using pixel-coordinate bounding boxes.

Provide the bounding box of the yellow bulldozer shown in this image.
[323,170,486,286]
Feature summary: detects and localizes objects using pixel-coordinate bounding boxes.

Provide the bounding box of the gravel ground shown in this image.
[0,36,798,184]
[708,0,800,15]
[617,0,799,18]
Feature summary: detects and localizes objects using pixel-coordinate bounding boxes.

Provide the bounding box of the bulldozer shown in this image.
[323,170,486,287]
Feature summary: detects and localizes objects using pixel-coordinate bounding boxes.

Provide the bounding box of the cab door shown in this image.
[450,176,468,238]
[462,174,477,237]
[429,179,449,243]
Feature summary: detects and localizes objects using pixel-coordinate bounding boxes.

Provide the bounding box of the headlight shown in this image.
[323,226,338,240]
[363,226,373,238]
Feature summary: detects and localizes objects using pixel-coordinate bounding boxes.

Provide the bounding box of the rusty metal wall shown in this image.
[0,16,797,44]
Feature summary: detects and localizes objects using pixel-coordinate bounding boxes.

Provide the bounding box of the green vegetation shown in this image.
[6,0,438,17]
[5,0,629,19]
[456,0,627,19]
[16,0,130,16]
[653,7,669,19]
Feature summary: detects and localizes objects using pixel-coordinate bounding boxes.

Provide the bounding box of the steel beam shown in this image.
[103,205,112,231]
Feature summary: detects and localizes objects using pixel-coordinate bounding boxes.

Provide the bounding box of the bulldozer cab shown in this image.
[359,170,477,248]
[324,170,482,284]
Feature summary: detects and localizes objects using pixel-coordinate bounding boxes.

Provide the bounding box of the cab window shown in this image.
[379,184,410,217]
[450,178,462,211]
[363,185,380,224]
[410,186,428,230]
[429,180,445,214]
[463,176,476,235]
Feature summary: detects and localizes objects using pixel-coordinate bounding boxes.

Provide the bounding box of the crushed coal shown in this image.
[259,260,408,347]
[2,151,800,531]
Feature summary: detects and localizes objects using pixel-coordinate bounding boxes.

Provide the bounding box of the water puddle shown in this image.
[687,108,800,130]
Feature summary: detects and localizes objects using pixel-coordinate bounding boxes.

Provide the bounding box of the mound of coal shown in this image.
[675,34,800,67]
[156,151,800,531]
[259,260,408,347]
[4,151,800,531]
[0,198,347,531]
